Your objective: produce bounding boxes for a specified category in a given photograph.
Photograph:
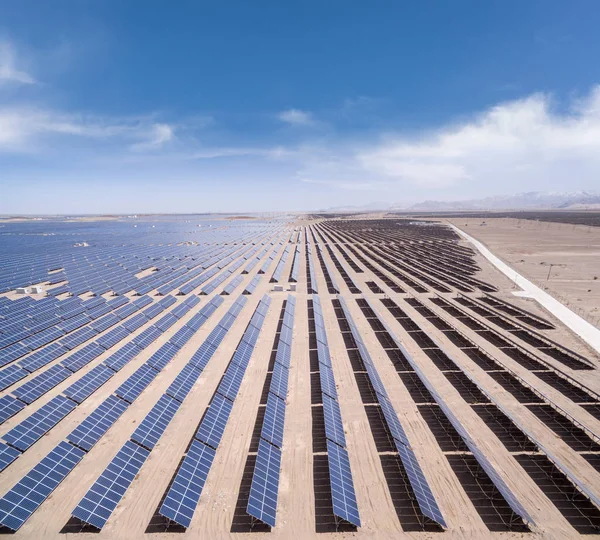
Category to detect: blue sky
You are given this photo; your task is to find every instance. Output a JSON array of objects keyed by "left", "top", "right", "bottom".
[{"left": 1, "top": 1, "right": 599, "bottom": 213}]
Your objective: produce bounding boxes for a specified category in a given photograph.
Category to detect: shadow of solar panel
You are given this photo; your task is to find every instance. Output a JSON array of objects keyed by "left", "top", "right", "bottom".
[
  {"left": 0, "top": 442, "right": 20, "bottom": 472},
  {"left": 261, "top": 393, "right": 285, "bottom": 449},
  {"left": 18, "top": 342, "right": 68, "bottom": 373},
  {"left": 64, "top": 364, "right": 114, "bottom": 404},
  {"left": 115, "top": 364, "right": 158, "bottom": 404},
  {"left": 72, "top": 440, "right": 150, "bottom": 530},
  {"left": 0, "top": 364, "right": 28, "bottom": 391},
  {"left": 0, "top": 441, "right": 85, "bottom": 531},
  {"left": 159, "top": 440, "right": 216, "bottom": 528},
  {"left": 13, "top": 363, "right": 72, "bottom": 404},
  {"left": 322, "top": 394, "right": 346, "bottom": 448},
  {"left": 326, "top": 440, "right": 361, "bottom": 527},
  {"left": 247, "top": 438, "right": 281, "bottom": 527},
  {"left": 67, "top": 394, "right": 129, "bottom": 451},
  {"left": 132, "top": 394, "right": 181, "bottom": 450},
  {"left": 166, "top": 363, "right": 202, "bottom": 403},
  {"left": 196, "top": 393, "right": 233, "bottom": 449},
  {"left": 394, "top": 441, "right": 446, "bottom": 527}
]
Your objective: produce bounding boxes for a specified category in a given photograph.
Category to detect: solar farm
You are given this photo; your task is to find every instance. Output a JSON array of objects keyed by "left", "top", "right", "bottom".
[{"left": 0, "top": 215, "right": 599, "bottom": 539}]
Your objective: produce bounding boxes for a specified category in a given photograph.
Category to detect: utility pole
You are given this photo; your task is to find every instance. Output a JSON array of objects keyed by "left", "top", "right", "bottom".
[{"left": 546, "top": 263, "right": 554, "bottom": 281}]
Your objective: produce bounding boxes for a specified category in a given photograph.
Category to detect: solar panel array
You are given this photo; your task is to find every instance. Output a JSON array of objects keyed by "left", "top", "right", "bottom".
[
  {"left": 270, "top": 245, "right": 291, "bottom": 283},
  {"left": 338, "top": 297, "right": 446, "bottom": 527},
  {"left": 0, "top": 296, "right": 224, "bottom": 532},
  {"left": 312, "top": 295, "right": 361, "bottom": 527},
  {"left": 364, "top": 298, "right": 534, "bottom": 528},
  {"left": 246, "top": 295, "right": 296, "bottom": 527},
  {"left": 159, "top": 294, "right": 272, "bottom": 528},
  {"left": 289, "top": 246, "right": 301, "bottom": 283},
  {"left": 69, "top": 296, "right": 224, "bottom": 530}
]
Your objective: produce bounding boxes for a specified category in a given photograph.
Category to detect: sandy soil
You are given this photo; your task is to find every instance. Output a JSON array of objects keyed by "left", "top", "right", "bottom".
[{"left": 447, "top": 218, "right": 600, "bottom": 328}]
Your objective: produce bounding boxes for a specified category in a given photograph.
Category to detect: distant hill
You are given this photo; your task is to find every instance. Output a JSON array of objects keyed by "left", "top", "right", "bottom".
[{"left": 322, "top": 191, "right": 600, "bottom": 212}]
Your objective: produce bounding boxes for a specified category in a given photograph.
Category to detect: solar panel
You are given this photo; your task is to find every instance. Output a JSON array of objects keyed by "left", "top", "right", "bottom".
[
  {"left": 269, "top": 361, "right": 289, "bottom": 399},
  {"left": 166, "top": 363, "right": 202, "bottom": 403},
  {"left": 147, "top": 342, "right": 179, "bottom": 371},
  {"left": 246, "top": 438, "right": 282, "bottom": 527},
  {"left": 261, "top": 393, "right": 286, "bottom": 449},
  {"left": 322, "top": 394, "right": 347, "bottom": 448},
  {"left": 0, "top": 364, "right": 28, "bottom": 391},
  {"left": 0, "top": 441, "right": 85, "bottom": 531},
  {"left": 115, "top": 364, "right": 158, "bottom": 404},
  {"left": 122, "top": 313, "right": 149, "bottom": 332},
  {"left": 0, "top": 395, "right": 26, "bottom": 424},
  {"left": 189, "top": 342, "right": 218, "bottom": 371},
  {"left": 13, "top": 363, "right": 72, "bottom": 404},
  {"left": 72, "top": 440, "right": 150, "bottom": 530},
  {"left": 377, "top": 396, "right": 410, "bottom": 447},
  {"left": 195, "top": 393, "right": 233, "bottom": 449},
  {"left": 3, "top": 395, "right": 77, "bottom": 451},
  {"left": 155, "top": 313, "right": 178, "bottom": 331},
  {"left": 159, "top": 439, "right": 216, "bottom": 528},
  {"left": 395, "top": 441, "right": 447, "bottom": 527},
  {"left": 0, "top": 442, "right": 21, "bottom": 472},
  {"left": 132, "top": 325, "right": 163, "bottom": 349},
  {"left": 61, "top": 342, "right": 105, "bottom": 372},
  {"left": 96, "top": 325, "right": 131, "bottom": 350},
  {"left": 131, "top": 394, "right": 180, "bottom": 451},
  {"left": 21, "top": 326, "right": 65, "bottom": 351},
  {"left": 316, "top": 341, "right": 332, "bottom": 367},
  {"left": 90, "top": 313, "right": 120, "bottom": 333},
  {"left": 18, "top": 342, "right": 68, "bottom": 372},
  {"left": 0, "top": 342, "right": 31, "bottom": 366},
  {"left": 169, "top": 326, "right": 196, "bottom": 349},
  {"left": 104, "top": 341, "right": 142, "bottom": 372},
  {"left": 113, "top": 303, "right": 138, "bottom": 320},
  {"left": 63, "top": 364, "right": 114, "bottom": 404},
  {"left": 232, "top": 340, "right": 255, "bottom": 367},
  {"left": 60, "top": 326, "right": 98, "bottom": 350},
  {"left": 275, "top": 341, "right": 291, "bottom": 369},
  {"left": 326, "top": 440, "right": 361, "bottom": 527},
  {"left": 67, "top": 394, "right": 129, "bottom": 452},
  {"left": 216, "top": 362, "right": 245, "bottom": 401}
]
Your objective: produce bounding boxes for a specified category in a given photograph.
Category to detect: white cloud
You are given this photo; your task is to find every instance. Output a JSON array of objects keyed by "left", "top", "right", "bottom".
[
  {"left": 354, "top": 87, "right": 600, "bottom": 191},
  {"left": 0, "top": 39, "right": 36, "bottom": 86},
  {"left": 131, "top": 123, "right": 174, "bottom": 151},
  {"left": 278, "top": 108, "right": 314, "bottom": 126}
]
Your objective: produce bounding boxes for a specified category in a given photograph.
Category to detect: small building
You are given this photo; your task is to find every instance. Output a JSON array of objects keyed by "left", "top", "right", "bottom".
[
  {"left": 30, "top": 285, "right": 44, "bottom": 294},
  {"left": 16, "top": 287, "right": 29, "bottom": 294}
]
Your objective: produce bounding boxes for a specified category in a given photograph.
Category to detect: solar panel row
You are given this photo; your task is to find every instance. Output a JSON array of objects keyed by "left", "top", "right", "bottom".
[
  {"left": 337, "top": 296, "right": 446, "bottom": 528},
  {"left": 159, "top": 295, "right": 271, "bottom": 528}
]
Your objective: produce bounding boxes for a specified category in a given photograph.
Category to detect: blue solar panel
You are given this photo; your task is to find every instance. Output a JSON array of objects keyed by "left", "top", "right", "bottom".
[
  {"left": 3, "top": 394, "right": 77, "bottom": 451},
  {"left": 279, "top": 324, "right": 292, "bottom": 346},
  {"left": 169, "top": 326, "right": 196, "bottom": 349},
  {"left": 0, "top": 395, "right": 26, "bottom": 424},
  {"left": 115, "top": 364, "right": 158, "bottom": 404},
  {"left": 60, "top": 326, "right": 98, "bottom": 350},
  {"left": 319, "top": 364, "right": 338, "bottom": 399},
  {"left": 21, "top": 326, "right": 65, "bottom": 351},
  {"left": 0, "top": 442, "right": 21, "bottom": 472},
  {"left": 378, "top": 396, "right": 409, "bottom": 447},
  {"left": 195, "top": 393, "right": 233, "bottom": 449},
  {"left": 13, "top": 363, "right": 72, "bottom": 404},
  {"left": 113, "top": 303, "right": 138, "bottom": 320},
  {"left": 18, "top": 342, "right": 68, "bottom": 372},
  {"left": 131, "top": 394, "right": 181, "bottom": 450},
  {"left": 326, "top": 440, "right": 361, "bottom": 527},
  {"left": 67, "top": 396, "right": 128, "bottom": 453},
  {"left": 322, "top": 394, "right": 347, "bottom": 448},
  {"left": 122, "top": 313, "right": 149, "bottom": 332},
  {"left": 395, "top": 441, "right": 446, "bottom": 527},
  {"left": 189, "top": 341, "right": 217, "bottom": 371},
  {"left": 216, "top": 362, "right": 245, "bottom": 401},
  {"left": 72, "top": 440, "right": 150, "bottom": 530},
  {"left": 0, "top": 364, "right": 28, "bottom": 391},
  {"left": 61, "top": 342, "right": 105, "bottom": 372},
  {"left": 246, "top": 438, "right": 282, "bottom": 527},
  {"left": 104, "top": 341, "right": 141, "bottom": 371},
  {"left": 0, "top": 441, "right": 85, "bottom": 531},
  {"left": 275, "top": 341, "right": 291, "bottom": 369},
  {"left": 147, "top": 342, "right": 179, "bottom": 371},
  {"left": 155, "top": 313, "right": 178, "bottom": 331},
  {"left": 90, "top": 313, "right": 120, "bottom": 333},
  {"left": 0, "top": 342, "right": 29, "bottom": 366},
  {"left": 63, "top": 364, "right": 114, "bottom": 404},
  {"left": 96, "top": 325, "right": 131, "bottom": 350},
  {"left": 261, "top": 393, "right": 286, "bottom": 449},
  {"left": 166, "top": 363, "right": 202, "bottom": 403},
  {"left": 159, "top": 439, "right": 216, "bottom": 528},
  {"left": 132, "top": 325, "right": 163, "bottom": 349},
  {"left": 269, "top": 361, "right": 289, "bottom": 400}
]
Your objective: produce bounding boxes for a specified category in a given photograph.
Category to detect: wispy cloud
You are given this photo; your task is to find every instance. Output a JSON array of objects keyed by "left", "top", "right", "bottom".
[
  {"left": 0, "top": 39, "right": 36, "bottom": 86},
  {"left": 131, "top": 123, "right": 174, "bottom": 151},
  {"left": 278, "top": 108, "right": 314, "bottom": 126}
]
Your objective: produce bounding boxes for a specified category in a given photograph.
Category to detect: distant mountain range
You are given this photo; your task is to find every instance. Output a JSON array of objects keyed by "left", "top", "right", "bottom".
[{"left": 323, "top": 191, "right": 600, "bottom": 212}]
